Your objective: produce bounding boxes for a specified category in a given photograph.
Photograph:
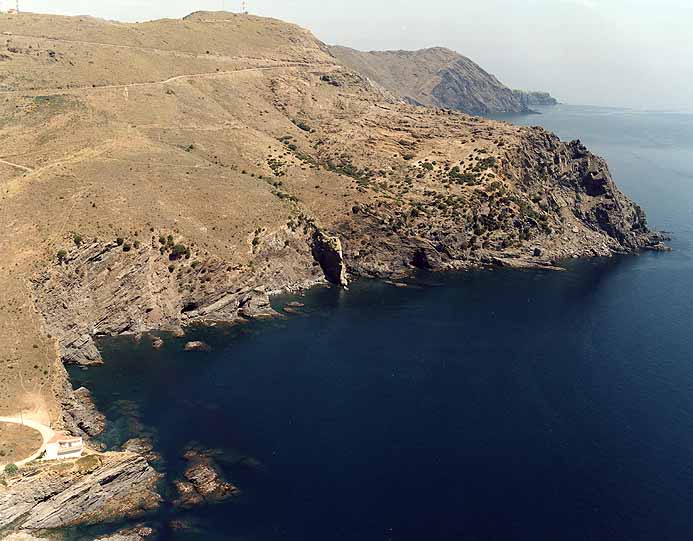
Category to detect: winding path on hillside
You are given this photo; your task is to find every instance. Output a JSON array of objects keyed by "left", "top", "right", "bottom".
[
  {"left": 0, "top": 158, "right": 33, "bottom": 173},
  {"left": 0, "top": 62, "right": 336, "bottom": 97},
  {"left": 0, "top": 417, "right": 54, "bottom": 467}
]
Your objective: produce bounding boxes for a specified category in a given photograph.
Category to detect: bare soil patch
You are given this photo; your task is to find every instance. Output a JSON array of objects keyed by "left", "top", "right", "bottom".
[{"left": 0, "top": 423, "right": 42, "bottom": 464}]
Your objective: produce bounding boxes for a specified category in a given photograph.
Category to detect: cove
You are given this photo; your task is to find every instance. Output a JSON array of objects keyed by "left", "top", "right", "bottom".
[{"left": 67, "top": 106, "right": 693, "bottom": 540}]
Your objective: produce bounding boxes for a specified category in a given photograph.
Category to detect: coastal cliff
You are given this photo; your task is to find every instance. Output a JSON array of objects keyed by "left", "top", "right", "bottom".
[{"left": 329, "top": 46, "right": 558, "bottom": 115}]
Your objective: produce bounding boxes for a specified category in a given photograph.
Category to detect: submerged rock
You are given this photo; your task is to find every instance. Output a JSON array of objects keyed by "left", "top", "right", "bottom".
[
  {"left": 151, "top": 337, "right": 164, "bottom": 350},
  {"left": 96, "top": 525, "right": 155, "bottom": 541}
]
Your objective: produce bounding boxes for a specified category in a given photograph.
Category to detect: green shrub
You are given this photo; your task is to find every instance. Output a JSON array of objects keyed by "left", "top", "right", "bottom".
[
  {"left": 116, "top": 237, "right": 124, "bottom": 246},
  {"left": 292, "top": 120, "right": 312, "bottom": 132},
  {"left": 73, "top": 233, "right": 83, "bottom": 246},
  {"left": 57, "top": 249, "right": 67, "bottom": 263},
  {"left": 4, "top": 464, "right": 18, "bottom": 475},
  {"left": 170, "top": 244, "right": 189, "bottom": 260}
]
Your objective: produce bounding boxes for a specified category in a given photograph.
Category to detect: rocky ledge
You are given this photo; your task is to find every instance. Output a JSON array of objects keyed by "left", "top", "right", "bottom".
[{"left": 0, "top": 452, "right": 160, "bottom": 531}]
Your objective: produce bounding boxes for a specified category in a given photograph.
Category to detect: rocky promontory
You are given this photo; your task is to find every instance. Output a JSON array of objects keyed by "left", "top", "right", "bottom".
[
  {"left": 330, "top": 46, "right": 558, "bottom": 115},
  {"left": 0, "top": 452, "right": 160, "bottom": 531}
]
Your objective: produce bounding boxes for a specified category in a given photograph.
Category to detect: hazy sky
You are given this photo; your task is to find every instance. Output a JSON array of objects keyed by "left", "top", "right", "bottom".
[{"left": 14, "top": 0, "right": 693, "bottom": 110}]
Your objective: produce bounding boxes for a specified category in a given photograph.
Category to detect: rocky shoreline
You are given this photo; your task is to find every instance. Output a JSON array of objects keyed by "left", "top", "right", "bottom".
[
  {"left": 1, "top": 131, "right": 667, "bottom": 538},
  {"left": 30, "top": 131, "right": 667, "bottom": 374}
]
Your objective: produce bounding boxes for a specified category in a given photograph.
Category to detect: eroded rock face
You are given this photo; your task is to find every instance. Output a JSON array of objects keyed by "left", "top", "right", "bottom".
[
  {"left": 311, "top": 230, "right": 349, "bottom": 287},
  {"left": 67, "top": 387, "right": 106, "bottom": 437},
  {"left": 504, "top": 131, "right": 658, "bottom": 252},
  {"left": 0, "top": 453, "right": 161, "bottom": 530},
  {"left": 30, "top": 225, "right": 331, "bottom": 366},
  {"left": 54, "top": 364, "right": 106, "bottom": 439}
]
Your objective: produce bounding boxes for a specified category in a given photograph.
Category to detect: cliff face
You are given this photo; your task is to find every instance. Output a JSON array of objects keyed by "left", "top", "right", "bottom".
[{"left": 329, "top": 46, "right": 557, "bottom": 115}]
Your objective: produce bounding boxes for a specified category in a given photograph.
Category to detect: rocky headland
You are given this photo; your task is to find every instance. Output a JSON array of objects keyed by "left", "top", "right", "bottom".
[
  {"left": 329, "top": 46, "right": 558, "bottom": 115},
  {"left": 0, "top": 9, "right": 665, "bottom": 537}
]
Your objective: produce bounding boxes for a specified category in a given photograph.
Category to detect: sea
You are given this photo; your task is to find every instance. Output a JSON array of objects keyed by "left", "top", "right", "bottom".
[{"left": 67, "top": 105, "right": 693, "bottom": 541}]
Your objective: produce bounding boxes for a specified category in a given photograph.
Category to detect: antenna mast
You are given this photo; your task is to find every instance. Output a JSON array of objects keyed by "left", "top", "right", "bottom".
[{"left": 241, "top": 1, "right": 247, "bottom": 14}]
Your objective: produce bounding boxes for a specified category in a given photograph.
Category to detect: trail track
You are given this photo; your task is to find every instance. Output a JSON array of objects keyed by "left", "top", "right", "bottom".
[
  {"left": 0, "top": 158, "right": 33, "bottom": 172},
  {"left": 0, "top": 62, "right": 333, "bottom": 97}
]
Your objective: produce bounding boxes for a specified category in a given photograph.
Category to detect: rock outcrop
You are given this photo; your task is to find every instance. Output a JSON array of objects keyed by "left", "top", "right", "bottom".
[
  {"left": 174, "top": 449, "right": 238, "bottom": 508},
  {"left": 62, "top": 386, "right": 106, "bottom": 438},
  {"left": 183, "top": 341, "right": 211, "bottom": 352},
  {"left": 121, "top": 438, "right": 162, "bottom": 464},
  {"left": 515, "top": 90, "right": 558, "bottom": 107},
  {"left": 96, "top": 525, "right": 155, "bottom": 541},
  {"left": 0, "top": 453, "right": 160, "bottom": 530},
  {"left": 311, "top": 230, "right": 349, "bottom": 287},
  {"left": 329, "top": 46, "right": 557, "bottom": 115},
  {"left": 2, "top": 533, "right": 50, "bottom": 541}
]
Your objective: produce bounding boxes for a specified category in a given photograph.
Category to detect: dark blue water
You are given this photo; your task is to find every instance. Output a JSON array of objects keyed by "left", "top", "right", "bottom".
[{"left": 70, "top": 105, "right": 693, "bottom": 541}]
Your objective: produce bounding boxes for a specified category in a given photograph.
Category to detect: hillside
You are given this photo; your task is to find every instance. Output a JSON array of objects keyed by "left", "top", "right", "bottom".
[
  {"left": 0, "top": 10, "right": 662, "bottom": 531},
  {"left": 329, "top": 46, "right": 557, "bottom": 115}
]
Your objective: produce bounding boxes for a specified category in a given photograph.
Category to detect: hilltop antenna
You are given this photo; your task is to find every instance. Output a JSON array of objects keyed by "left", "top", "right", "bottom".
[{"left": 241, "top": 1, "right": 248, "bottom": 14}]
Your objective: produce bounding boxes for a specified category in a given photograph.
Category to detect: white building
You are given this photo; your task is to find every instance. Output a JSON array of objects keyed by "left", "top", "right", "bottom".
[{"left": 45, "top": 432, "right": 83, "bottom": 460}]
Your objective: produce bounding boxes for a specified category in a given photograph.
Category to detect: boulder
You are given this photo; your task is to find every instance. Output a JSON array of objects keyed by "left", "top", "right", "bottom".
[{"left": 183, "top": 341, "right": 211, "bottom": 352}]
